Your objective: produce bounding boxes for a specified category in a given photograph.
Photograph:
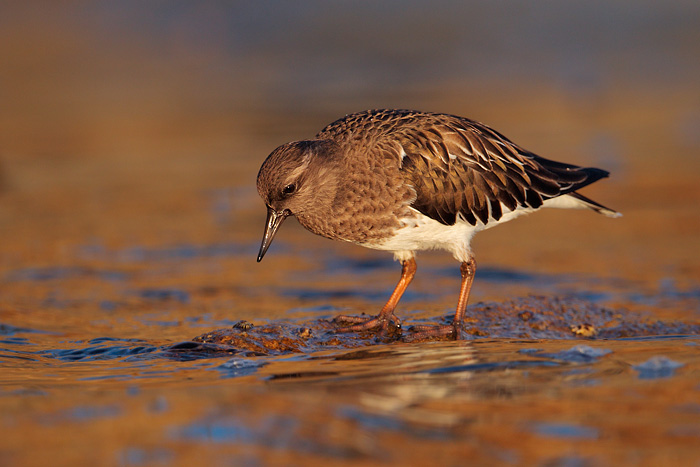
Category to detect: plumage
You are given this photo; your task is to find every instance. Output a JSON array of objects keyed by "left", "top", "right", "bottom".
[{"left": 256, "top": 109, "right": 620, "bottom": 339}]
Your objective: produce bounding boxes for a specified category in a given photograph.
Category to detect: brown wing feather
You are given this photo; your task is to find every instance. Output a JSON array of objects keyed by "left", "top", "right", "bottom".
[
  {"left": 317, "top": 109, "right": 610, "bottom": 226},
  {"left": 390, "top": 112, "right": 609, "bottom": 226}
]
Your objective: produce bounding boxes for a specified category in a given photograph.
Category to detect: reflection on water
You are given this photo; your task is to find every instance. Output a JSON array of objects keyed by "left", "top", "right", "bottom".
[
  {"left": 633, "top": 356, "right": 685, "bottom": 379},
  {"left": 1, "top": 238, "right": 699, "bottom": 464},
  {"left": 1, "top": 1, "right": 700, "bottom": 465},
  {"left": 42, "top": 337, "right": 158, "bottom": 362},
  {"left": 0, "top": 303, "right": 699, "bottom": 464},
  {"left": 532, "top": 422, "right": 599, "bottom": 440}
]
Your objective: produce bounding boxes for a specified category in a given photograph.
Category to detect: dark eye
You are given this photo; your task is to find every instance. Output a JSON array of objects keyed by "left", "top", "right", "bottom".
[{"left": 283, "top": 184, "right": 296, "bottom": 195}]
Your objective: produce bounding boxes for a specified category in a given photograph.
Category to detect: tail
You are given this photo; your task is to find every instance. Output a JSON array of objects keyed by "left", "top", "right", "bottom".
[
  {"left": 568, "top": 192, "right": 621, "bottom": 218},
  {"left": 532, "top": 158, "right": 621, "bottom": 218}
]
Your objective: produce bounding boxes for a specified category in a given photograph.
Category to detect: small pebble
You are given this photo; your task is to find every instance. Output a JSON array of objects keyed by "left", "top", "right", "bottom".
[
  {"left": 571, "top": 323, "right": 596, "bottom": 337},
  {"left": 232, "top": 320, "right": 254, "bottom": 331},
  {"left": 518, "top": 310, "right": 534, "bottom": 321}
]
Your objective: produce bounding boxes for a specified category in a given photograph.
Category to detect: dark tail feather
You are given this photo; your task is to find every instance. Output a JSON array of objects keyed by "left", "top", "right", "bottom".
[{"left": 529, "top": 154, "right": 611, "bottom": 194}]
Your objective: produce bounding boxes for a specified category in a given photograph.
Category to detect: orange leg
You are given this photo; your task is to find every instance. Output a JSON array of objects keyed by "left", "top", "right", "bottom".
[
  {"left": 333, "top": 257, "right": 416, "bottom": 336},
  {"left": 411, "top": 257, "right": 476, "bottom": 340}
]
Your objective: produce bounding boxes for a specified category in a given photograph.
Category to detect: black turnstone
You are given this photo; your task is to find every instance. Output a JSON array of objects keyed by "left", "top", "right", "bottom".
[{"left": 256, "top": 109, "right": 620, "bottom": 339}]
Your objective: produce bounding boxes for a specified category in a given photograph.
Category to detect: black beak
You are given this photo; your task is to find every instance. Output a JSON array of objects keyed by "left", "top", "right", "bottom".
[{"left": 257, "top": 207, "right": 290, "bottom": 262}]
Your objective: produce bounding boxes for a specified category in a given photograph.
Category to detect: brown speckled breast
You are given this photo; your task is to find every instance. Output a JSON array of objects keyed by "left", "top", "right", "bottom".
[{"left": 294, "top": 115, "right": 416, "bottom": 245}]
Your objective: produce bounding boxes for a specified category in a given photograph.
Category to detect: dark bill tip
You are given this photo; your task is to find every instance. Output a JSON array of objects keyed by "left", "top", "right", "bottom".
[{"left": 257, "top": 207, "right": 289, "bottom": 262}]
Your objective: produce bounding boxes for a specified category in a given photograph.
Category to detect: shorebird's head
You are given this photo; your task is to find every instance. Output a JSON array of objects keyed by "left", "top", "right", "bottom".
[{"left": 256, "top": 139, "right": 340, "bottom": 262}]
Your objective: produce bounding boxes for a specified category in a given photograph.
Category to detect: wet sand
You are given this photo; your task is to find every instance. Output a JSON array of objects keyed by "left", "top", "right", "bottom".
[{"left": 1, "top": 3, "right": 700, "bottom": 466}]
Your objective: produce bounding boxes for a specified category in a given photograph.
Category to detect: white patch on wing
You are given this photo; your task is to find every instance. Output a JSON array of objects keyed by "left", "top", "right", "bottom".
[
  {"left": 542, "top": 194, "right": 590, "bottom": 210},
  {"left": 542, "top": 194, "right": 621, "bottom": 218},
  {"left": 358, "top": 193, "right": 609, "bottom": 263},
  {"left": 483, "top": 203, "right": 535, "bottom": 228}
]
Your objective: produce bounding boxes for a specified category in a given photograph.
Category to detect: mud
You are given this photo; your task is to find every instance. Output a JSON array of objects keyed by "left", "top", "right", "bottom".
[{"left": 186, "top": 296, "right": 700, "bottom": 357}]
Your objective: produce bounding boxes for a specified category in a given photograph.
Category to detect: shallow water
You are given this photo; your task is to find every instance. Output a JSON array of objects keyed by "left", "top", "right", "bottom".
[
  {"left": 2, "top": 2, "right": 700, "bottom": 466},
  {"left": 2, "top": 239, "right": 699, "bottom": 465}
]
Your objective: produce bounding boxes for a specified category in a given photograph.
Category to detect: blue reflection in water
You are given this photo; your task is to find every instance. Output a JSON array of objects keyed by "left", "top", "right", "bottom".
[
  {"left": 337, "top": 406, "right": 453, "bottom": 441},
  {"left": 175, "top": 414, "right": 362, "bottom": 459},
  {"left": 633, "top": 356, "right": 684, "bottom": 379},
  {"left": 5, "top": 266, "right": 127, "bottom": 282},
  {"left": 216, "top": 358, "right": 266, "bottom": 378},
  {"left": 41, "top": 338, "right": 159, "bottom": 362},
  {"left": 523, "top": 345, "right": 612, "bottom": 364},
  {"left": 118, "top": 447, "right": 174, "bottom": 467},
  {"left": 532, "top": 422, "right": 599, "bottom": 439},
  {"left": 139, "top": 288, "right": 190, "bottom": 303}
]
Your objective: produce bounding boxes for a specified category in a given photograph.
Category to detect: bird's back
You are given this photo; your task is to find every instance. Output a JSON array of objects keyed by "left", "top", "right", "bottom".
[{"left": 316, "top": 109, "right": 617, "bottom": 228}]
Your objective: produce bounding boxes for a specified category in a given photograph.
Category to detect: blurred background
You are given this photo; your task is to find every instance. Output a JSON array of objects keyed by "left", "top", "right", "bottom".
[
  {"left": 2, "top": 1, "right": 699, "bottom": 252},
  {"left": 1, "top": 2, "right": 700, "bottom": 465},
  {"left": 1, "top": 0, "right": 700, "bottom": 309}
]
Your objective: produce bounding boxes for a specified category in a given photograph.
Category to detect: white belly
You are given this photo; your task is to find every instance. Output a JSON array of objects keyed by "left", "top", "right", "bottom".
[
  {"left": 359, "top": 194, "right": 592, "bottom": 262},
  {"left": 361, "top": 202, "right": 543, "bottom": 262}
]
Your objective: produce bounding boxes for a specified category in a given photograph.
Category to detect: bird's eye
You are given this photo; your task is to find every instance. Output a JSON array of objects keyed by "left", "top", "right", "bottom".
[{"left": 283, "top": 184, "right": 296, "bottom": 195}]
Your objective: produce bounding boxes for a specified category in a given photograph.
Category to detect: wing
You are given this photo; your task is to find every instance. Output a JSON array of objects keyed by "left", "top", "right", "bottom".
[{"left": 391, "top": 114, "right": 609, "bottom": 226}]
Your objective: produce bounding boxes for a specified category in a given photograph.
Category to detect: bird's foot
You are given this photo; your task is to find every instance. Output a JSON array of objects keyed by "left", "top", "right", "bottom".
[
  {"left": 332, "top": 313, "right": 402, "bottom": 340},
  {"left": 408, "top": 321, "right": 463, "bottom": 341}
]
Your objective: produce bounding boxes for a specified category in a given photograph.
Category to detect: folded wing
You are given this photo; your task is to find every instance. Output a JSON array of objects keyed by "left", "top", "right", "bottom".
[{"left": 393, "top": 115, "right": 609, "bottom": 226}]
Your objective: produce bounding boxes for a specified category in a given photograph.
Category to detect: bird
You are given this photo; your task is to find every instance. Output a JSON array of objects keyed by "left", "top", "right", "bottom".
[{"left": 255, "top": 109, "right": 620, "bottom": 339}]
